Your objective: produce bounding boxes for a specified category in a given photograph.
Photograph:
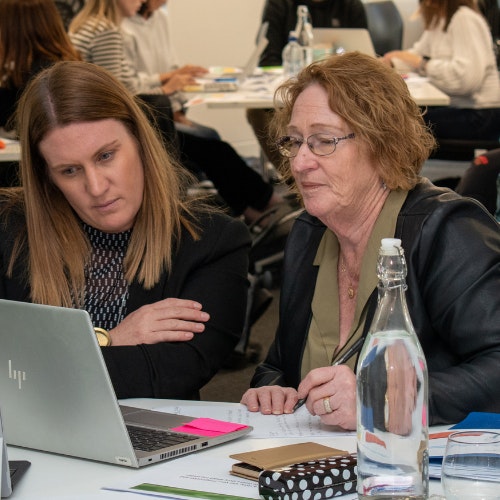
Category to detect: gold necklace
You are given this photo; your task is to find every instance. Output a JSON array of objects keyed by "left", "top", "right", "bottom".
[{"left": 339, "top": 257, "right": 356, "bottom": 299}]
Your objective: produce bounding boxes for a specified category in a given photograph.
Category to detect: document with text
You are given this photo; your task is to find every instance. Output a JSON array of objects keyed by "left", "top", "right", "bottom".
[{"left": 156, "top": 402, "right": 354, "bottom": 439}]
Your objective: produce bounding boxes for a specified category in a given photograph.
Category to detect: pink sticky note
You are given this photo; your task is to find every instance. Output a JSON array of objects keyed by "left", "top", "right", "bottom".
[{"left": 171, "top": 418, "right": 248, "bottom": 437}]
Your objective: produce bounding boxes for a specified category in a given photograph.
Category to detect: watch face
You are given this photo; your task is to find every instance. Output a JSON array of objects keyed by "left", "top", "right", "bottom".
[
  {"left": 96, "top": 331, "right": 107, "bottom": 346},
  {"left": 94, "top": 328, "right": 110, "bottom": 347}
]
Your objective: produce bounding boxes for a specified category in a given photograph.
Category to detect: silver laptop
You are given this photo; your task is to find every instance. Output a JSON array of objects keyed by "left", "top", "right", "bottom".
[
  {"left": 184, "top": 21, "right": 269, "bottom": 93},
  {"left": 0, "top": 299, "right": 252, "bottom": 468},
  {"left": 312, "top": 28, "right": 376, "bottom": 58},
  {"left": 1, "top": 408, "right": 30, "bottom": 498}
]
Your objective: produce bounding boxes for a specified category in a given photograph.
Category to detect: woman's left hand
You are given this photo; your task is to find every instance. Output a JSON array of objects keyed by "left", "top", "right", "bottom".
[
  {"left": 176, "top": 64, "right": 208, "bottom": 77},
  {"left": 109, "top": 298, "right": 210, "bottom": 346},
  {"left": 382, "top": 50, "right": 422, "bottom": 71},
  {"left": 297, "top": 365, "right": 357, "bottom": 430}
]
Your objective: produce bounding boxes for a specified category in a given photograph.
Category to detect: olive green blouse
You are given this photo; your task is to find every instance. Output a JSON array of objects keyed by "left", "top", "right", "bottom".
[{"left": 301, "top": 189, "right": 408, "bottom": 379}]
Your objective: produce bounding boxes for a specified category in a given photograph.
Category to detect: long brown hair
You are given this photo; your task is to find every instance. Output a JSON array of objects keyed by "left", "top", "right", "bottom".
[
  {"left": 270, "top": 52, "right": 436, "bottom": 193},
  {"left": 2, "top": 60, "right": 201, "bottom": 307},
  {"left": 69, "top": 0, "right": 121, "bottom": 34},
  {"left": 419, "top": 0, "right": 478, "bottom": 30},
  {"left": 0, "top": 0, "right": 80, "bottom": 88}
]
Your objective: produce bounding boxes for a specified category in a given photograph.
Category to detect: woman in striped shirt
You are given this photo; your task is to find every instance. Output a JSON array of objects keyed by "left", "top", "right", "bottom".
[{"left": 69, "top": 0, "right": 286, "bottom": 225}]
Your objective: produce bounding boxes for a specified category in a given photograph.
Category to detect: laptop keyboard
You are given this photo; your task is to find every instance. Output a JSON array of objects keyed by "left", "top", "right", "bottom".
[{"left": 127, "top": 425, "right": 198, "bottom": 452}]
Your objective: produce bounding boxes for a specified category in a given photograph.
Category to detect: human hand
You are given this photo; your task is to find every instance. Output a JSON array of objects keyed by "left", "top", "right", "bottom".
[
  {"left": 383, "top": 50, "right": 422, "bottom": 71},
  {"left": 297, "top": 365, "right": 357, "bottom": 430},
  {"left": 161, "top": 73, "right": 196, "bottom": 94},
  {"left": 240, "top": 386, "right": 298, "bottom": 415},
  {"left": 173, "top": 111, "right": 194, "bottom": 126},
  {"left": 176, "top": 64, "right": 208, "bottom": 77},
  {"left": 380, "top": 52, "right": 396, "bottom": 66},
  {"left": 159, "top": 66, "right": 207, "bottom": 85},
  {"left": 109, "top": 298, "right": 209, "bottom": 346}
]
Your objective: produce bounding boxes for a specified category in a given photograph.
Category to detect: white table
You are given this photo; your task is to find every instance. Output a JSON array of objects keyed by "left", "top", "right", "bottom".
[
  {"left": 0, "top": 75, "right": 449, "bottom": 169},
  {"left": 0, "top": 140, "right": 20, "bottom": 164},
  {"left": 186, "top": 73, "right": 450, "bottom": 110},
  {"left": 404, "top": 76, "right": 451, "bottom": 107},
  {"left": 7, "top": 398, "right": 446, "bottom": 499}
]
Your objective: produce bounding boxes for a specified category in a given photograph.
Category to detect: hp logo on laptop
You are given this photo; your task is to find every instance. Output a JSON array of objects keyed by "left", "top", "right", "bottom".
[{"left": 8, "top": 360, "right": 26, "bottom": 389}]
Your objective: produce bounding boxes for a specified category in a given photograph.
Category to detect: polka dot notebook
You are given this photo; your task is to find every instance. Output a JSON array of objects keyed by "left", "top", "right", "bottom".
[{"left": 259, "top": 453, "right": 357, "bottom": 499}]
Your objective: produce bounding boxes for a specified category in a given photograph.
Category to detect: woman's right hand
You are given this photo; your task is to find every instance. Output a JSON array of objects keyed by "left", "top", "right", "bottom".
[
  {"left": 176, "top": 64, "right": 207, "bottom": 77},
  {"left": 109, "top": 298, "right": 209, "bottom": 346},
  {"left": 161, "top": 73, "right": 196, "bottom": 94},
  {"left": 240, "top": 386, "right": 298, "bottom": 415}
]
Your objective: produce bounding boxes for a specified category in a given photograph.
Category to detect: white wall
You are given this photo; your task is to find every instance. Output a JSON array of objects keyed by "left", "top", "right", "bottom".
[
  {"left": 169, "top": 0, "right": 266, "bottom": 157},
  {"left": 168, "top": 0, "right": 423, "bottom": 158}
]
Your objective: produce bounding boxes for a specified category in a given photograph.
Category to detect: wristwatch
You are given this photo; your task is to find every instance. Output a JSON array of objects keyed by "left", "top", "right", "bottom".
[
  {"left": 418, "top": 56, "right": 431, "bottom": 76},
  {"left": 94, "top": 327, "right": 112, "bottom": 347}
]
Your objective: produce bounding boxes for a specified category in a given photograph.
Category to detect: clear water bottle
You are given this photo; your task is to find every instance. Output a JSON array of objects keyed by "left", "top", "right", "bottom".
[
  {"left": 356, "top": 238, "right": 429, "bottom": 499},
  {"left": 294, "top": 5, "right": 314, "bottom": 65},
  {"left": 282, "top": 31, "right": 304, "bottom": 78}
]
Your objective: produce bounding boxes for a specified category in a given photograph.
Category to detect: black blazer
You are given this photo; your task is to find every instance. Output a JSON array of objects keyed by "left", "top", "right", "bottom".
[{"left": 0, "top": 208, "right": 251, "bottom": 400}]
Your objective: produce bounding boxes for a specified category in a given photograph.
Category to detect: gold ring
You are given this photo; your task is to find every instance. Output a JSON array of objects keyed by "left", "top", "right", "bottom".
[{"left": 323, "top": 396, "right": 333, "bottom": 414}]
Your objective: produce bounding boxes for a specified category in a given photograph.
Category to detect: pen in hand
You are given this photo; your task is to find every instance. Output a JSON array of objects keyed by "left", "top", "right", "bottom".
[{"left": 292, "top": 336, "right": 365, "bottom": 412}]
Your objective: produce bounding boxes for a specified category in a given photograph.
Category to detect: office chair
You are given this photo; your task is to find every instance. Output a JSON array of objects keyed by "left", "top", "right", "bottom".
[
  {"left": 455, "top": 148, "right": 500, "bottom": 215},
  {"left": 364, "top": 0, "right": 404, "bottom": 55}
]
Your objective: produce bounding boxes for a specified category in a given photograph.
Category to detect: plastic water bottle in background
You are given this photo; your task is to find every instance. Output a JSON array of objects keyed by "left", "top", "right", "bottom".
[
  {"left": 282, "top": 31, "right": 304, "bottom": 77},
  {"left": 295, "top": 5, "right": 314, "bottom": 65},
  {"left": 356, "top": 238, "right": 429, "bottom": 499}
]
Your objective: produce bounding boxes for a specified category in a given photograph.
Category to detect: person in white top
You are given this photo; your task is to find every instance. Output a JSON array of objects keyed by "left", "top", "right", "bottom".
[
  {"left": 383, "top": 0, "right": 500, "bottom": 141},
  {"left": 121, "top": 0, "right": 220, "bottom": 140},
  {"left": 69, "top": 0, "right": 286, "bottom": 224}
]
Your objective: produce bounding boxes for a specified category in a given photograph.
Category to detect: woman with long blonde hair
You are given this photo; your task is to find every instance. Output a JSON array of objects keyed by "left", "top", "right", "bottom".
[{"left": 0, "top": 61, "right": 251, "bottom": 399}]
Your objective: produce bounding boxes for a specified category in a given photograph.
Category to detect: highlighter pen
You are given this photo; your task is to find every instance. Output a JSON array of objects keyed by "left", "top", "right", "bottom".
[{"left": 292, "top": 336, "right": 366, "bottom": 412}]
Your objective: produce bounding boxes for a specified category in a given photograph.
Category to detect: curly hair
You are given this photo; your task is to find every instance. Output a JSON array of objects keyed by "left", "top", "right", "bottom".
[{"left": 270, "top": 52, "right": 436, "bottom": 192}]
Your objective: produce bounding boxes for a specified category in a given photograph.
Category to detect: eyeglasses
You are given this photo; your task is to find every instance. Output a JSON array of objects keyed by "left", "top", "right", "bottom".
[{"left": 276, "top": 132, "right": 355, "bottom": 158}]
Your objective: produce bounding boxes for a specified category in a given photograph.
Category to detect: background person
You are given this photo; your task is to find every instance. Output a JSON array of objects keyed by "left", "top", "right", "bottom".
[
  {"left": 0, "top": 0, "right": 81, "bottom": 134},
  {"left": 383, "top": 0, "right": 500, "bottom": 142},
  {"left": 0, "top": 60, "right": 251, "bottom": 400},
  {"left": 69, "top": 0, "right": 286, "bottom": 225},
  {"left": 240, "top": 52, "right": 500, "bottom": 429},
  {"left": 247, "top": 0, "right": 369, "bottom": 170},
  {"left": 121, "top": 0, "right": 220, "bottom": 140}
]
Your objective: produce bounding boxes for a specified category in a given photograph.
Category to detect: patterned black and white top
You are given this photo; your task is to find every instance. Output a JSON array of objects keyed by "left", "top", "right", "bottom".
[{"left": 83, "top": 224, "right": 131, "bottom": 331}]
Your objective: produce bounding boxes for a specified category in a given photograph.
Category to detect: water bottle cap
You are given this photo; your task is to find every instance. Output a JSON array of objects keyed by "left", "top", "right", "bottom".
[{"left": 380, "top": 238, "right": 402, "bottom": 255}]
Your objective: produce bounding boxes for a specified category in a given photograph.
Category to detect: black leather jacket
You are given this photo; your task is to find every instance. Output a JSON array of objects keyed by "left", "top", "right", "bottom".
[{"left": 251, "top": 179, "right": 500, "bottom": 425}]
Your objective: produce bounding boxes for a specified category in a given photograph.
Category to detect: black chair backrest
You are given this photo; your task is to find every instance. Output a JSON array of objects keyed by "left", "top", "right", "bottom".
[
  {"left": 455, "top": 148, "right": 500, "bottom": 216},
  {"left": 364, "top": 0, "right": 404, "bottom": 56}
]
